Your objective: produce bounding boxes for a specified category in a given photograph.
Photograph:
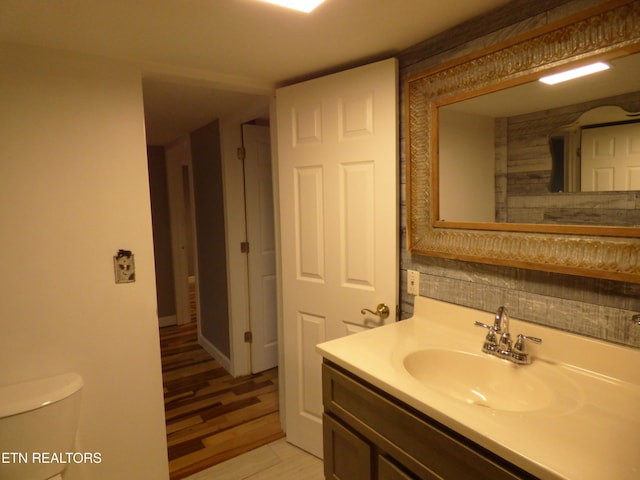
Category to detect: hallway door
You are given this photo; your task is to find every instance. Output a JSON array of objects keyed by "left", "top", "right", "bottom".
[
  {"left": 581, "top": 123, "right": 640, "bottom": 191},
  {"left": 165, "top": 139, "right": 195, "bottom": 326},
  {"left": 276, "top": 58, "right": 399, "bottom": 458},
  {"left": 243, "top": 124, "right": 278, "bottom": 373}
]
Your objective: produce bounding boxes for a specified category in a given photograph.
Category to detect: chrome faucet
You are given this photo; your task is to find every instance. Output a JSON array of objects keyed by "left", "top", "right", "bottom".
[
  {"left": 474, "top": 306, "right": 542, "bottom": 364},
  {"left": 495, "top": 306, "right": 512, "bottom": 357}
]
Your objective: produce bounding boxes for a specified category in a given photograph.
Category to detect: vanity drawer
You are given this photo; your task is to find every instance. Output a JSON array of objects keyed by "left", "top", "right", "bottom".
[{"left": 322, "top": 361, "right": 535, "bottom": 480}]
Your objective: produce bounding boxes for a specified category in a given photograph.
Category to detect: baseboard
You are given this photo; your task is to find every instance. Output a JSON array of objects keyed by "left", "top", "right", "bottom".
[
  {"left": 198, "top": 333, "right": 232, "bottom": 374},
  {"left": 159, "top": 315, "right": 177, "bottom": 327}
]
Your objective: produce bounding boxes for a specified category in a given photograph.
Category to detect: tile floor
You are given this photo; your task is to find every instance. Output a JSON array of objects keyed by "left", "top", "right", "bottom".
[{"left": 184, "top": 438, "right": 324, "bottom": 480}]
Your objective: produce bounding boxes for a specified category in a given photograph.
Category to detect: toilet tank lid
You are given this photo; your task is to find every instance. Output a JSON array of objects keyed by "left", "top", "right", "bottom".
[{"left": 0, "top": 373, "right": 83, "bottom": 418}]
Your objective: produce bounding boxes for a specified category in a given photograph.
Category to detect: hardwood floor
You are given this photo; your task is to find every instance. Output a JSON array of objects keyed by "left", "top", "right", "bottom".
[{"left": 160, "top": 321, "right": 284, "bottom": 480}]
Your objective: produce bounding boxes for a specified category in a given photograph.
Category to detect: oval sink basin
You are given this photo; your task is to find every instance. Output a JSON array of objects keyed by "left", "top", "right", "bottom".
[{"left": 403, "top": 349, "right": 565, "bottom": 412}]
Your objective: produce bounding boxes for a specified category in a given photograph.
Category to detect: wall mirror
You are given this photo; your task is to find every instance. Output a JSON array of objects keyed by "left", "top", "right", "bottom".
[{"left": 406, "top": 0, "right": 640, "bottom": 282}]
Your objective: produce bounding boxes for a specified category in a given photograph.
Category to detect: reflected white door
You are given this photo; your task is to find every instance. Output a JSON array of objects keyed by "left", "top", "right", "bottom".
[
  {"left": 243, "top": 124, "right": 278, "bottom": 373},
  {"left": 581, "top": 123, "right": 640, "bottom": 191},
  {"left": 276, "top": 58, "right": 398, "bottom": 458}
]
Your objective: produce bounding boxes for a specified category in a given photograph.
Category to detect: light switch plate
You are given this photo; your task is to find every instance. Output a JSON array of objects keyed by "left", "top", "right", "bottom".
[{"left": 407, "top": 269, "right": 419, "bottom": 296}]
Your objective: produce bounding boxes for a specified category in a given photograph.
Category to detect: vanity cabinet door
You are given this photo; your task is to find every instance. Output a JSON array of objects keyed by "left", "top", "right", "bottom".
[
  {"left": 323, "top": 413, "right": 372, "bottom": 480},
  {"left": 323, "top": 361, "right": 535, "bottom": 480}
]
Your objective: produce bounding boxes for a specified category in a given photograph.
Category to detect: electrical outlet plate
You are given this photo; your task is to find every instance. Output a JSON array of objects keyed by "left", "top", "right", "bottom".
[
  {"left": 114, "top": 251, "right": 135, "bottom": 284},
  {"left": 407, "top": 269, "right": 419, "bottom": 296}
]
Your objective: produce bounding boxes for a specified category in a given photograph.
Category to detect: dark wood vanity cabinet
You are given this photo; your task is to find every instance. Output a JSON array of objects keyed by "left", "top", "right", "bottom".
[{"left": 322, "top": 361, "right": 537, "bottom": 480}]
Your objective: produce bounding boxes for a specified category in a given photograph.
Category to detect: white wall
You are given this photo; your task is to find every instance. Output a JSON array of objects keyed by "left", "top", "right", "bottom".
[
  {"left": 439, "top": 109, "right": 495, "bottom": 223},
  {"left": 0, "top": 44, "right": 169, "bottom": 479}
]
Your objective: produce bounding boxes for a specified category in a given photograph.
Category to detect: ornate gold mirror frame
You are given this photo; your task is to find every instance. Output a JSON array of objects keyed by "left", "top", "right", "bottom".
[{"left": 407, "top": 0, "right": 640, "bottom": 283}]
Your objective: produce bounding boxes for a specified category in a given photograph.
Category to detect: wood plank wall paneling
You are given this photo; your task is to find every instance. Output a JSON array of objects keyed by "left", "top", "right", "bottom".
[
  {"left": 160, "top": 320, "right": 284, "bottom": 480},
  {"left": 399, "top": 0, "right": 576, "bottom": 71},
  {"left": 398, "top": 0, "right": 640, "bottom": 348}
]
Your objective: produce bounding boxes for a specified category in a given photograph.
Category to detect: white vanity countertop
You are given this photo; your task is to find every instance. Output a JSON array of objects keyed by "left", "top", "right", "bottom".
[{"left": 316, "top": 297, "right": 640, "bottom": 480}]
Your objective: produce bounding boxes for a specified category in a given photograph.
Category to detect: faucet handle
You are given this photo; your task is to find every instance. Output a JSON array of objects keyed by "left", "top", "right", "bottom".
[
  {"left": 516, "top": 334, "right": 542, "bottom": 345},
  {"left": 512, "top": 334, "right": 542, "bottom": 364},
  {"left": 474, "top": 321, "right": 494, "bottom": 330},
  {"left": 474, "top": 321, "right": 499, "bottom": 353}
]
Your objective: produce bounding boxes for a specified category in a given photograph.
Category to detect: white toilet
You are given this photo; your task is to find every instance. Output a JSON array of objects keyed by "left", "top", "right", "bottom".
[{"left": 0, "top": 373, "right": 83, "bottom": 480}]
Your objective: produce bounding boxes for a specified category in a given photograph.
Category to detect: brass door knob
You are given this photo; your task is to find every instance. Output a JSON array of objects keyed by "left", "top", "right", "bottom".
[{"left": 360, "top": 303, "right": 390, "bottom": 320}]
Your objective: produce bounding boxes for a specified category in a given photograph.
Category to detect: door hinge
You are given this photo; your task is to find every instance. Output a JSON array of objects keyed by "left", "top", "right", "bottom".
[
  {"left": 244, "top": 331, "right": 253, "bottom": 343},
  {"left": 241, "top": 241, "right": 250, "bottom": 253},
  {"left": 237, "top": 147, "right": 246, "bottom": 161}
]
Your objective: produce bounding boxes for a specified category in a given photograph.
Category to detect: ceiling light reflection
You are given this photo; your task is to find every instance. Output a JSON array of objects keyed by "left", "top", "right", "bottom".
[{"left": 539, "top": 62, "right": 610, "bottom": 85}]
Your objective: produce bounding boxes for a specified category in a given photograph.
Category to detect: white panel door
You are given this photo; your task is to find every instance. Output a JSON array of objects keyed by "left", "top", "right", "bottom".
[
  {"left": 165, "top": 139, "right": 193, "bottom": 326},
  {"left": 581, "top": 123, "right": 640, "bottom": 191},
  {"left": 276, "top": 58, "right": 398, "bottom": 458},
  {"left": 243, "top": 124, "right": 278, "bottom": 373}
]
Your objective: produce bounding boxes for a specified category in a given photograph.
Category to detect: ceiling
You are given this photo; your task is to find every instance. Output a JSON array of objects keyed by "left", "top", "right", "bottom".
[{"left": 0, "top": 0, "right": 511, "bottom": 145}]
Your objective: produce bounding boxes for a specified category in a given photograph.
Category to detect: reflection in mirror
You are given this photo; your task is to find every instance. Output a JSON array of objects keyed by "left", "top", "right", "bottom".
[
  {"left": 438, "top": 52, "right": 640, "bottom": 227},
  {"left": 549, "top": 106, "right": 640, "bottom": 193}
]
